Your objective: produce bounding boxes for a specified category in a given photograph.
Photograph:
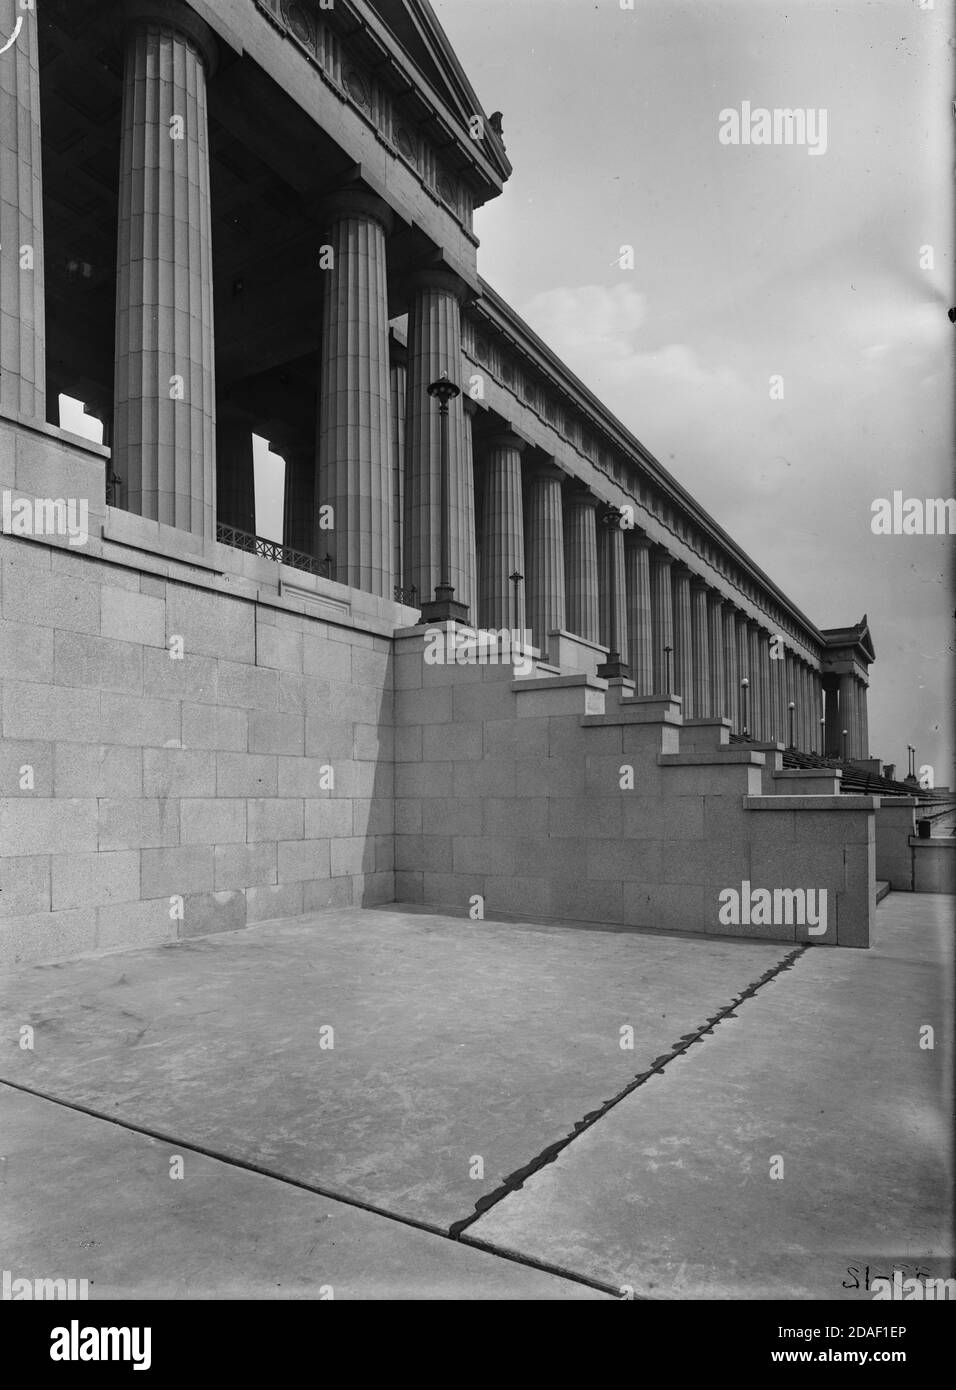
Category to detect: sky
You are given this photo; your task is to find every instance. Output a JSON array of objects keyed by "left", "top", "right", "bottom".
[{"left": 430, "top": 0, "right": 954, "bottom": 783}]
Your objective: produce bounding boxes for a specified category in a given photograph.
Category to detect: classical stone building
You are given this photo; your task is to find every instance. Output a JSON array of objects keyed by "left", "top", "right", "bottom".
[{"left": 1, "top": 0, "right": 892, "bottom": 962}]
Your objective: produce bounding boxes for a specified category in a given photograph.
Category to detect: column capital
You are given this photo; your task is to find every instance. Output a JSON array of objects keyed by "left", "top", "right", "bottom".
[
  {"left": 689, "top": 573, "right": 710, "bottom": 592},
  {"left": 122, "top": 0, "right": 218, "bottom": 71},
  {"left": 483, "top": 429, "right": 527, "bottom": 453},
  {"left": 706, "top": 588, "right": 726, "bottom": 608},
  {"left": 563, "top": 482, "right": 599, "bottom": 510},
  {"left": 316, "top": 186, "right": 395, "bottom": 237},
  {"left": 405, "top": 266, "right": 471, "bottom": 303},
  {"left": 529, "top": 460, "right": 566, "bottom": 484},
  {"left": 623, "top": 526, "right": 652, "bottom": 549},
  {"left": 650, "top": 544, "right": 675, "bottom": 568}
]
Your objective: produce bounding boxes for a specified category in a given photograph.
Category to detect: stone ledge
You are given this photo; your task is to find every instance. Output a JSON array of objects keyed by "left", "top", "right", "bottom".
[
  {"left": 582, "top": 699, "right": 682, "bottom": 728},
  {"left": 660, "top": 751, "right": 766, "bottom": 767},
  {"left": 745, "top": 795, "right": 879, "bottom": 811},
  {"left": 0, "top": 404, "right": 111, "bottom": 459},
  {"left": 511, "top": 673, "right": 607, "bottom": 694},
  {"left": 773, "top": 768, "right": 843, "bottom": 780}
]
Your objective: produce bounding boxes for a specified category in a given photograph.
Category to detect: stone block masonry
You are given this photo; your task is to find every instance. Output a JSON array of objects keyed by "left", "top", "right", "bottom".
[
  {"left": 0, "top": 415, "right": 876, "bottom": 962},
  {"left": 393, "top": 626, "right": 877, "bottom": 948},
  {"left": 0, "top": 423, "right": 399, "bottom": 965}
]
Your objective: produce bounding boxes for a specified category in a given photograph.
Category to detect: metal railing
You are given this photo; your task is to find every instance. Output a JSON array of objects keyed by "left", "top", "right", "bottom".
[{"left": 216, "top": 523, "right": 332, "bottom": 578}]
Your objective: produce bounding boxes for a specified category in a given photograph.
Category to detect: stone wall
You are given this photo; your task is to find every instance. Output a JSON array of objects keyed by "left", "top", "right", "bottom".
[
  {"left": 876, "top": 799, "right": 917, "bottom": 891},
  {"left": 912, "top": 839, "right": 956, "bottom": 895},
  {"left": 0, "top": 414, "right": 399, "bottom": 965},
  {"left": 0, "top": 417, "right": 879, "bottom": 964},
  {"left": 393, "top": 625, "right": 876, "bottom": 947}
]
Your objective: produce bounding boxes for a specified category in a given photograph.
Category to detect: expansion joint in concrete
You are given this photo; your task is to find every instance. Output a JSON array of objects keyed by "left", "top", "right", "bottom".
[
  {"left": 449, "top": 944, "right": 808, "bottom": 1241},
  {"left": 0, "top": 1078, "right": 621, "bottom": 1301}
]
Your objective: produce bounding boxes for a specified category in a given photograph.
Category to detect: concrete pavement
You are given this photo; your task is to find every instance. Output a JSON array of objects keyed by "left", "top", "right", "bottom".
[
  {"left": 0, "top": 1084, "right": 607, "bottom": 1300},
  {"left": 0, "top": 906, "right": 793, "bottom": 1229},
  {"left": 0, "top": 896, "right": 951, "bottom": 1299},
  {"left": 466, "top": 894, "right": 954, "bottom": 1298}
]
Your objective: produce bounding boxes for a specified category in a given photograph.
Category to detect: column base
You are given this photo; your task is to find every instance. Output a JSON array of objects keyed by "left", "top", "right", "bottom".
[
  {"left": 597, "top": 655, "right": 630, "bottom": 679},
  {"left": 420, "top": 586, "right": 470, "bottom": 624}
]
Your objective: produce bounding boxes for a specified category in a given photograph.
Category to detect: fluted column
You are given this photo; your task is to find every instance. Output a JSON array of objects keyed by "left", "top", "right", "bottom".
[
  {"left": 690, "top": 578, "right": 711, "bottom": 717},
  {"left": 853, "top": 678, "right": 868, "bottom": 758},
  {"left": 736, "top": 612, "right": 751, "bottom": 734},
  {"left": 215, "top": 415, "right": 255, "bottom": 536},
  {"left": 768, "top": 643, "right": 784, "bottom": 742},
  {"left": 404, "top": 268, "right": 476, "bottom": 612},
  {"left": 650, "top": 547, "right": 675, "bottom": 693},
  {"left": 0, "top": 0, "right": 45, "bottom": 419},
  {"left": 624, "top": 532, "right": 653, "bottom": 695},
  {"left": 746, "top": 622, "right": 764, "bottom": 740},
  {"left": 672, "top": 566, "right": 694, "bottom": 717},
  {"left": 823, "top": 675, "right": 840, "bottom": 756},
  {"left": 563, "top": 486, "right": 600, "bottom": 643},
  {"left": 759, "top": 632, "right": 774, "bottom": 740},
  {"left": 805, "top": 664, "right": 816, "bottom": 752},
  {"left": 279, "top": 432, "right": 314, "bottom": 559},
  {"left": 597, "top": 514, "right": 628, "bottom": 668},
  {"left": 114, "top": 0, "right": 218, "bottom": 537},
  {"left": 707, "top": 592, "right": 726, "bottom": 719},
  {"left": 478, "top": 431, "right": 526, "bottom": 630},
  {"left": 852, "top": 677, "right": 864, "bottom": 758},
  {"left": 812, "top": 670, "right": 824, "bottom": 754},
  {"left": 389, "top": 357, "right": 407, "bottom": 596},
  {"left": 314, "top": 188, "right": 394, "bottom": 594},
  {"left": 784, "top": 652, "right": 796, "bottom": 746},
  {"left": 524, "top": 462, "right": 566, "bottom": 657},
  {"left": 836, "top": 673, "right": 856, "bottom": 757},
  {"left": 723, "top": 604, "right": 740, "bottom": 731}
]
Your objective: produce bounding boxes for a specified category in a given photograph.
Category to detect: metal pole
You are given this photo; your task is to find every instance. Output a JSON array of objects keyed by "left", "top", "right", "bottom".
[
  {"left": 438, "top": 396, "right": 450, "bottom": 592},
  {"left": 509, "top": 570, "right": 523, "bottom": 630},
  {"left": 420, "top": 373, "right": 466, "bottom": 623}
]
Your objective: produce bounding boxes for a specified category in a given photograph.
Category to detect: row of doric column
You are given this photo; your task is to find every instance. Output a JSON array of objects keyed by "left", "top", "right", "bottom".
[
  {"left": 0, "top": 0, "right": 478, "bottom": 602},
  {"left": 461, "top": 449, "right": 832, "bottom": 750},
  {"left": 0, "top": 0, "right": 859, "bottom": 761},
  {"left": 825, "top": 672, "right": 870, "bottom": 760}
]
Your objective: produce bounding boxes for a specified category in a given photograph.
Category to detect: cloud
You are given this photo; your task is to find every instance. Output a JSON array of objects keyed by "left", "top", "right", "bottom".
[
  {"left": 515, "top": 278, "right": 954, "bottom": 777},
  {"left": 520, "top": 283, "right": 648, "bottom": 360}
]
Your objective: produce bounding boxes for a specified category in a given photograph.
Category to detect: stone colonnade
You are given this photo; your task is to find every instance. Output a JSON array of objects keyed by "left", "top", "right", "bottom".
[
  {"left": 829, "top": 672, "right": 870, "bottom": 760},
  {"left": 0, "top": 0, "right": 856, "bottom": 756}
]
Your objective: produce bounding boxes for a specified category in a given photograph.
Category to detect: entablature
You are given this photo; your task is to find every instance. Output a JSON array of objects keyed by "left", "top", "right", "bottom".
[{"left": 248, "top": 0, "right": 508, "bottom": 243}]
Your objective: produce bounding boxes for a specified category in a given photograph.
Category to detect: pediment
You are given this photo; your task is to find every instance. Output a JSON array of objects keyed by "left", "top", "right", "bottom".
[
  {"left": 360, "top": 0, "right": 511, "bottom": 182},
  {"left": 820, "top": 616, "right": 876, "bottom": 665}
]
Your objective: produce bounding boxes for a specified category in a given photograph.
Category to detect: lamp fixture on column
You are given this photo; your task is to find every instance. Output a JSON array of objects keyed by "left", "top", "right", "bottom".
[
  {"left": 509, "top": 570, "right": 523, "bottom": 628},
  {"left": 597, "top": 504, "right": 629, "bottom": 679},
  {"left": 841, "top": 728, "right": 848, "bottom": 761},
  {"left": 740, "top": 676, "right": 749, "bottom": 737},
  {"left": 663, "top": 644, "right": 673, "bottom": 693},
  {"left": 420, "top": 372, "right": 469, "bottom": 624},
  {"left": 788, "top": 700, "right": 795, "bottom": 748}
]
